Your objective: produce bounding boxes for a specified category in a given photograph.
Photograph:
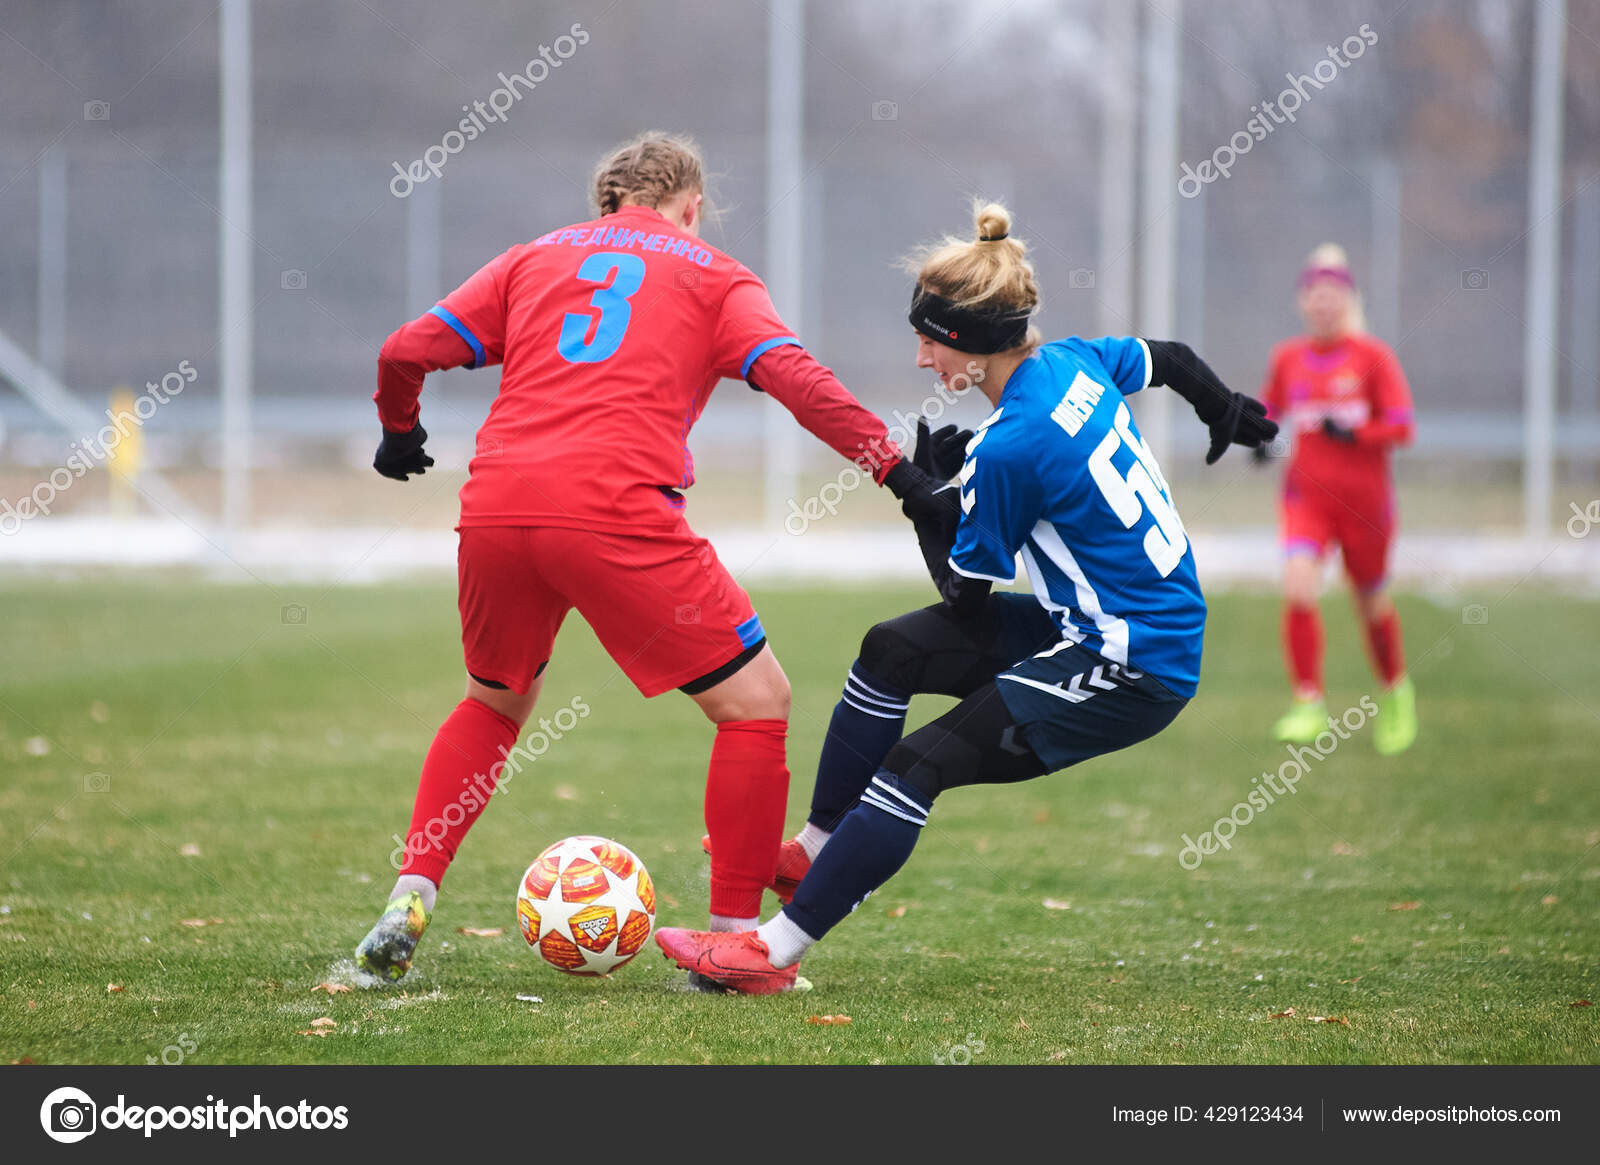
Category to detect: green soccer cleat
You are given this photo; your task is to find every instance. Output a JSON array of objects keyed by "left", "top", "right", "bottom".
[
  {"left": 1272, "top": 696, "right": 1328, "bottom": 743},
  {"left": 1374, "top": 676, "right": 1418, "bottom": 756},
  {"left": 355, "top": 891, "right": 430, "bottom": 982}
]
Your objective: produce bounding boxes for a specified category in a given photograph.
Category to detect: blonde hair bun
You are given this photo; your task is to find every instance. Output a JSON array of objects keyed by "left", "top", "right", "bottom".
[
  {"left": 976, "top": 202, "right": 1011, "bottom": 242},
  {"left": 1305, "top": 242, "right": 1351, "bottom": 270}
]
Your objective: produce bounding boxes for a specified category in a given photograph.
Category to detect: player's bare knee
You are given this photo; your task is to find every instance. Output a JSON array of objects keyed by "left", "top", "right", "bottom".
[
  {"left": 467, "top": 673, "right": 539, "bottom": 726},
  {"left": 766, "top": 673, "right": 792, "bottom": 720},
  {"left": 1356, "top": 588, "right": 1392, "bottom": 622},
  {"left": 1283, "top": 560, "right": 1320, "bottom": 607}
]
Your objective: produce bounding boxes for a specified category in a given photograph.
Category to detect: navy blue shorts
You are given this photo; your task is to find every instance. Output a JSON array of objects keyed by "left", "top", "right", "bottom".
[{"left": 987, "top": 604, "right": 1189, "bottom": 773}]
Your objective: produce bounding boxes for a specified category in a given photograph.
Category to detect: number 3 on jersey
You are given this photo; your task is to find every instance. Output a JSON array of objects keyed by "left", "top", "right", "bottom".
[
  {"left": 1088, "top": 400, "right": 1189, "bottom": 577},
  {"left": 558, "top": 251, "right": 645, "bottom": 363}
]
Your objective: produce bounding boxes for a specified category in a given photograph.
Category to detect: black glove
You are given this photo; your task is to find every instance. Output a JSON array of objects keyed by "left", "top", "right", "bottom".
[
  {"left": 913, "top": 417, "right": 974, "bottom": 482},
  {"left": 1321, "top": 418, "right": 1358, "bottom": 444},
  {"left": 1145, "top": 339, "right": 1278, "bottom": 464},
  {"left": 884, "top": 457, "right": 943, "bottom": 522},
  {"left": 1199, "top": 391, "right": 1277, "bottom": 465},
  {"left": 373, "top": 423, "right": 435, "bottom": 481},
  {"left": 885, "top": 430, "right": 988, "bottom": 617}
]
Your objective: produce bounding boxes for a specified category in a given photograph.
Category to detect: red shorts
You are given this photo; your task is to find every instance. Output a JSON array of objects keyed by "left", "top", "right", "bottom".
[
  {"left": 457, "top": 521, "right": 764, "bottom": 697},
  {"left": 1281, "top": 488, "right": 1395, "bottom": 591}
]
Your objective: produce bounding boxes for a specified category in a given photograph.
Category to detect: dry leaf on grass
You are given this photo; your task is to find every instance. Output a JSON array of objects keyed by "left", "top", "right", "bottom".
[
  {"left": 1309, "top": 1015, "right": 1350, "bottom": 1026},
  {"left": 11, "top": 1056, "right": 37, "bottom": 1064},
  {"left": 106, "top": 983, "right": 123, "bottom": 993},
  {"left": 805, "top": 1014, "right": 852, "bottom": 1025},
  {"left": 1387, "top": 901, "right": 1420, "bottom": 912},
  {"left": 886, "top": 905, "right": 907, "bottom": 918},
  {"left": 180, "top": 843, "right": 202, "bottom": 857},
  {"left": 1269, "top": 1008, "right": 1296, "bottom": 1019},
  {"left": 180, "top": 918, "right": 223, "bottom": 928},
  {"left": 310, "top": 1017, "right": 336, "bottom": 1028},
  {"left": 1042, "top": 898, "right": 1072, "bottom": 911},
  {"left": 1330, "top": 841, "right": 1356, "bottom": 855},
  {"left": 457, "top": 927, "right": 504, "bottom": 937},
  {"left": 1572, "top": 1000, "right": 1592, "bottom": 1008},
  {"left": 1540, "top": 895, "right": 1559, "bottom": 906},
  {"left": 312, "top": 983, "right": 351, "bottom": 995}
]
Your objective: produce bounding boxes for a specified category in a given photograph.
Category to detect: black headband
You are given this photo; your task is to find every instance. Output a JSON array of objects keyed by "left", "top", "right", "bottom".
[{"left": 908, "top": 285, "right": 1032, "bottom": 354}]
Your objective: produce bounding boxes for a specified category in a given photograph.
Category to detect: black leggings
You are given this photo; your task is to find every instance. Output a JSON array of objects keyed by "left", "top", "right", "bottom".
[{"left": 857, "top": 599, "right": 1060, "bottom": 800}]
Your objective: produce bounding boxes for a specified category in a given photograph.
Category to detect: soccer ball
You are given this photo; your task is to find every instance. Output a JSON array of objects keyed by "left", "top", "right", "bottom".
[{"left": 516, "top": 835, "right": 656, "bottom": 976}]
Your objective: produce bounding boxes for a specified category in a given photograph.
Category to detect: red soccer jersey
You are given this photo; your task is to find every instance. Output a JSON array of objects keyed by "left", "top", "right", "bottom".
[
  {"left": 1261, "top": 332, "right": 1415, "bottom": 501},
  {"left": 374, "top": 204, "right": 895, "bottom": 532}
]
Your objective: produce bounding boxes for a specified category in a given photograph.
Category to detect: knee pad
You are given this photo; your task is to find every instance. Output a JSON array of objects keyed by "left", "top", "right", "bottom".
[{"left": 857, "top": 620, "right": 922, "bottom": 691}]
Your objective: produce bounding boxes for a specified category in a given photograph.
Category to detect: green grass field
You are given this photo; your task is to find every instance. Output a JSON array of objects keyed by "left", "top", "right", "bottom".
[{"left": 1, "top": 578, "right": 1596, "bottom": 1064}]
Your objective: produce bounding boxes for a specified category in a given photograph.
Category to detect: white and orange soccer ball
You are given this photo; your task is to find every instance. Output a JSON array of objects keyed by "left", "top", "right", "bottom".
[{"left": 516, "top": 835, "right": 656, "bottom": 976}]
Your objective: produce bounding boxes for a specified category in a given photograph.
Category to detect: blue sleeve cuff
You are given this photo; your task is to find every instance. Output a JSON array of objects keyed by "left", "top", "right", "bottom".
[
  {"left": 429, "top": 305, "right": 487, "bottom": 369},
  {"left": 739, "top": 335, "right": 801, "bottom": 379}
]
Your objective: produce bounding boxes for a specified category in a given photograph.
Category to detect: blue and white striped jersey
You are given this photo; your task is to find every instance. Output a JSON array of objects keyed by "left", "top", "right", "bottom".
[{"left": 949, "top": 336, "right": 1206, "bottom": 697}]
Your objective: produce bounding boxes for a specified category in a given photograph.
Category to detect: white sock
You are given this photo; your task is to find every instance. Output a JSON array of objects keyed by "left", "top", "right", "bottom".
[
  {"left": 756, "top": 912, "right": 815, "bottom": 969},
  {"left": 795, "top": 822, "right": 831, "bottom": 862},
  {"left": 391, "top": 874, "right": 437, "bottom": 914},
  {"left": 708, "top": 914, "right": 758, "bottom": 933}
]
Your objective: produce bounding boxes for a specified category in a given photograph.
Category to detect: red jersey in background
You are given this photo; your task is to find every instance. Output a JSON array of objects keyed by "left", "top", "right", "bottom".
[{"left": 1260, "top": 331, "right": 1415, "bottom": 507}]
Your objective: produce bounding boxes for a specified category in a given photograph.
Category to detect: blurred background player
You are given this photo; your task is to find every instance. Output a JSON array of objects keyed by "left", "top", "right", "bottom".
[
  {"left": 353, "top": 132, "right": 941, "bottom": 981},
  {"left": 1258, "top": 244, "right": 1418, "bottom": 755},
  {"left": 662, "top": 202, "right": 1276, "bottom": 993}
]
